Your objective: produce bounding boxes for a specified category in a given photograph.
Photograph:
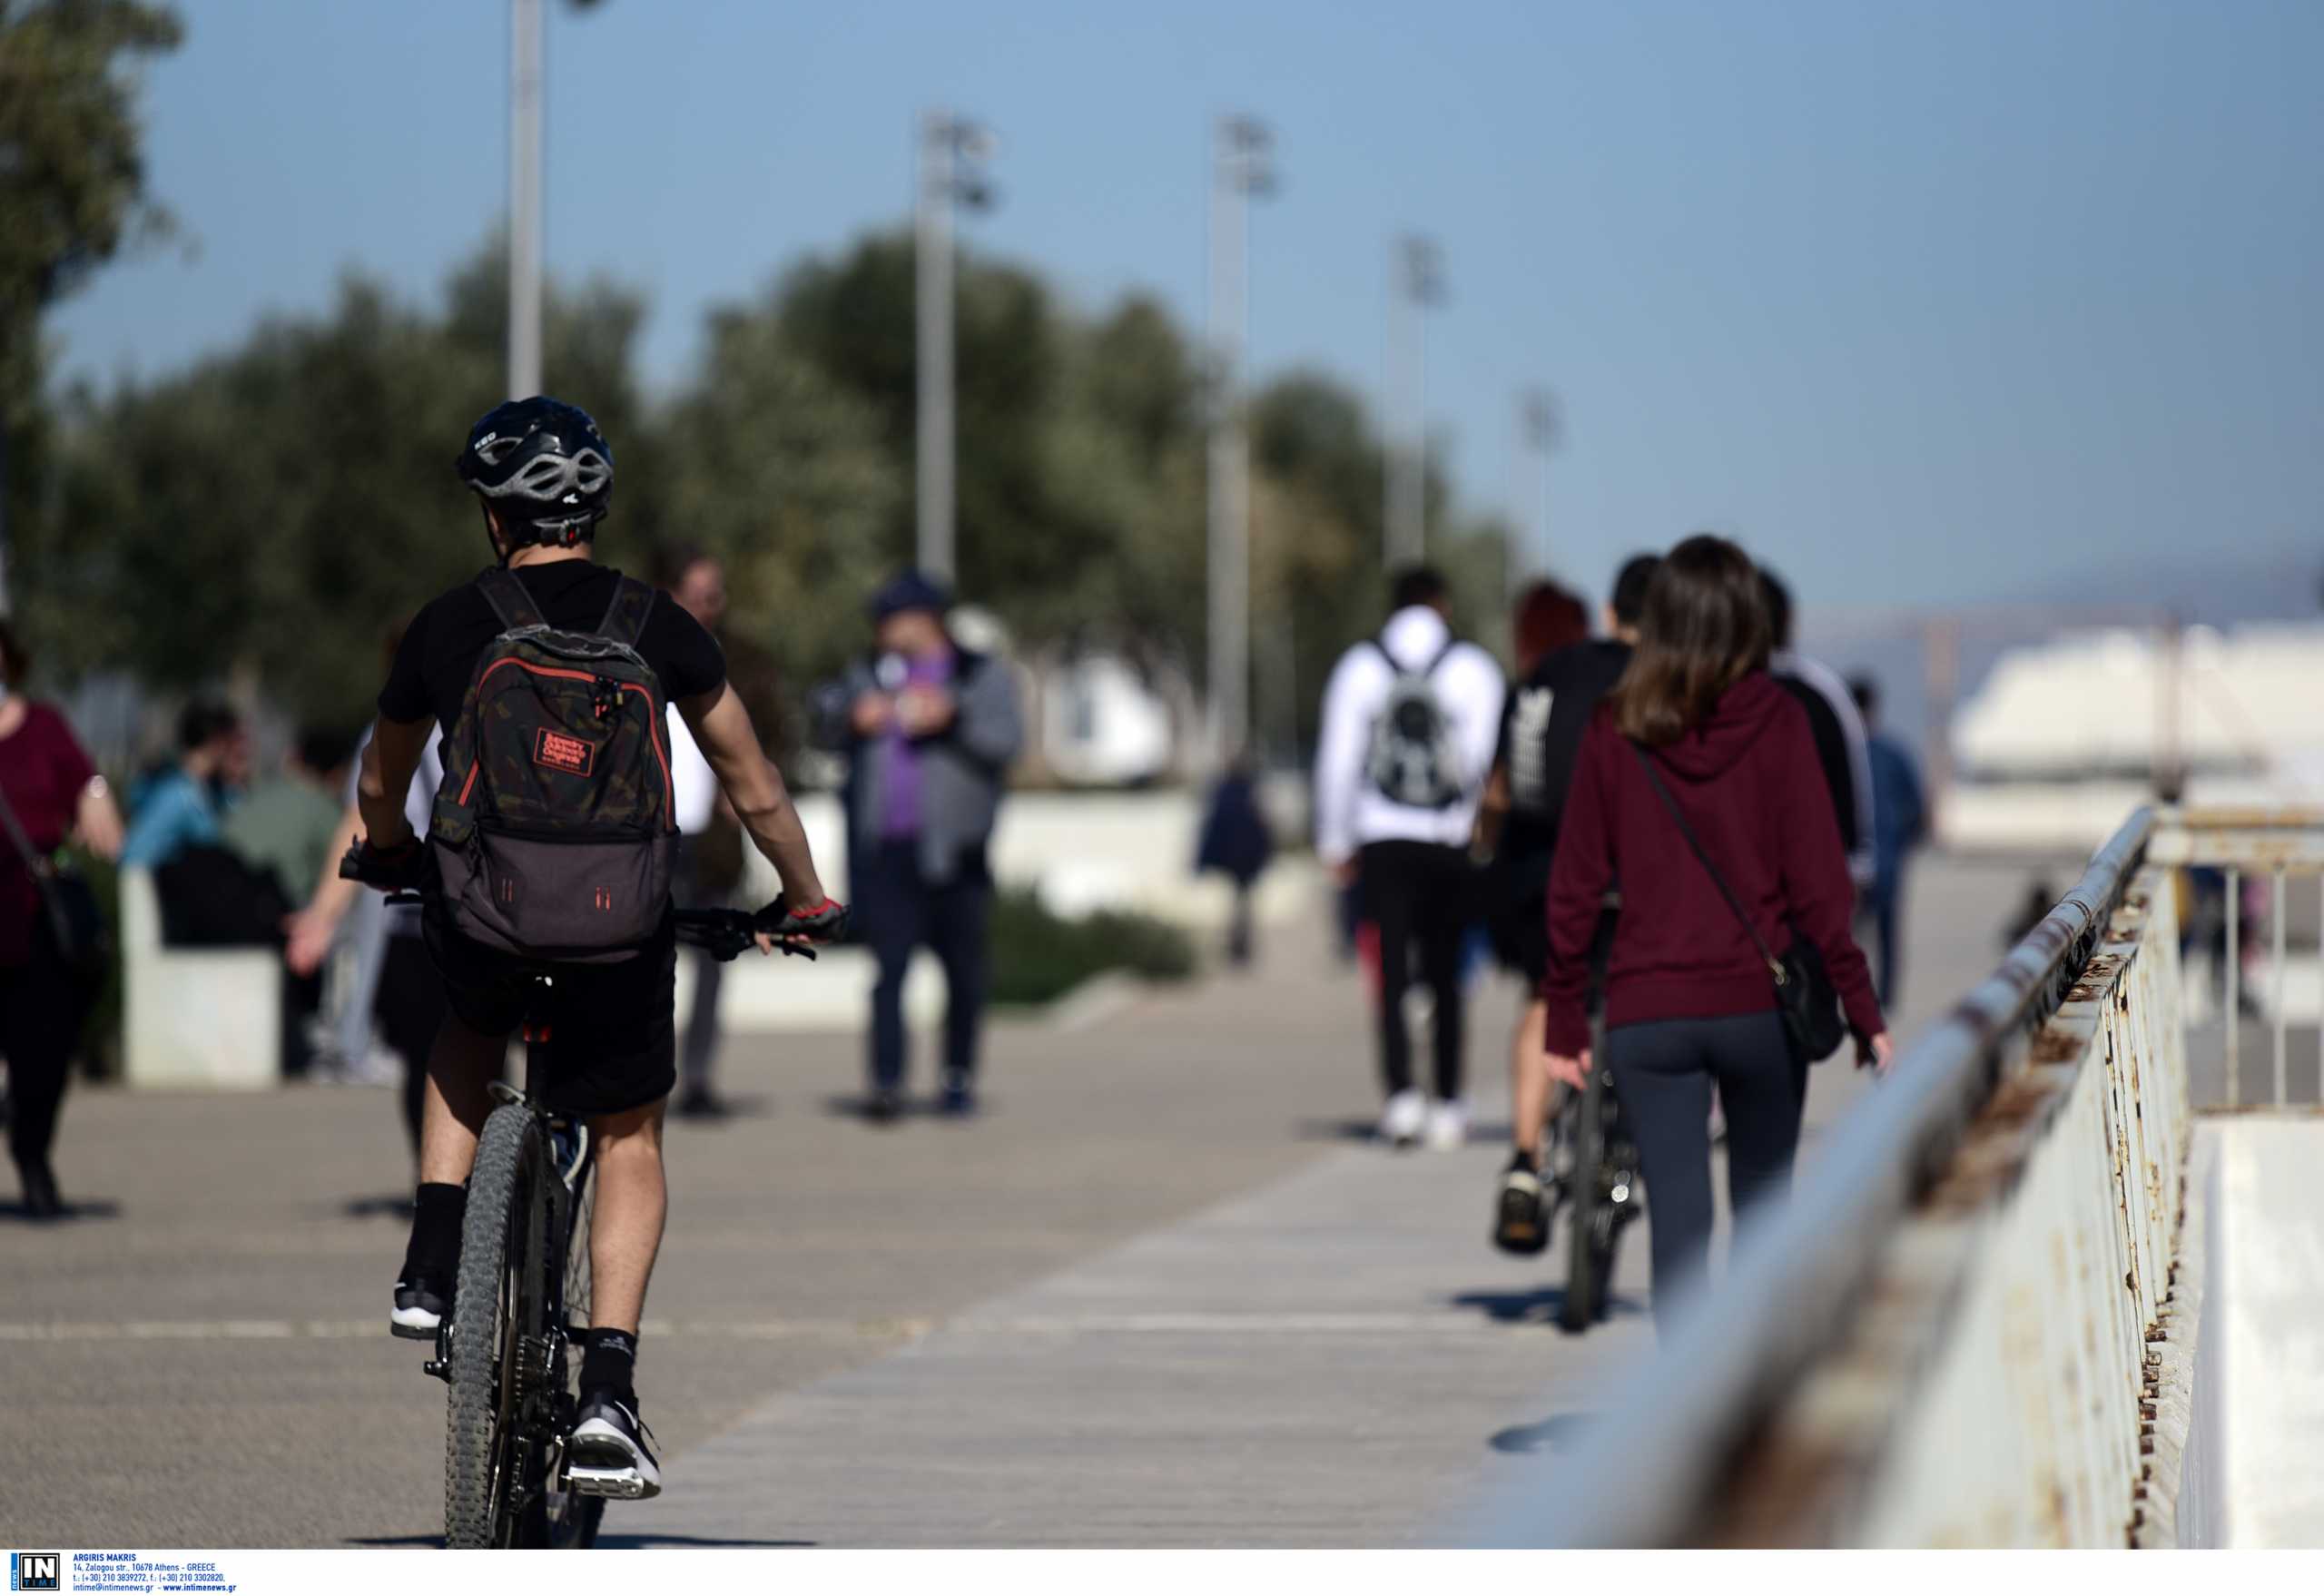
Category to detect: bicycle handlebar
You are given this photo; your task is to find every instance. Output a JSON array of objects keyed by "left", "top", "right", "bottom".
[{"left": 371, "top": 892, "right": 820, "bottom": 961}]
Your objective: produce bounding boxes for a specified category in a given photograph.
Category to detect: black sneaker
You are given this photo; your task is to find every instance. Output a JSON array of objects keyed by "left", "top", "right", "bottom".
[
  {"left": 864, "top": 1086, "right": 902, "bottom": 1125},
  {"left": 1492, "top": 1158, "right": 1552, "bottom": 1256},
  {"left": 566, "top": 1391, "right": 662, "bottom": 1500},
  {"left": 390, "top": 1276, "right": 451, "bottom": 1340},
  {"left": 674, "top": 1086, "right": 731, "bottom": 1122},
  {"left": 939, "top": 1073, "right": 976, "bottom": 1118}
]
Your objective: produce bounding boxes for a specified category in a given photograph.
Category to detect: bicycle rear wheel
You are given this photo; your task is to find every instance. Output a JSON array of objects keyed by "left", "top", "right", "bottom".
[{"left": 445, "top": 1103, "right": 543, "bottom": 1548}]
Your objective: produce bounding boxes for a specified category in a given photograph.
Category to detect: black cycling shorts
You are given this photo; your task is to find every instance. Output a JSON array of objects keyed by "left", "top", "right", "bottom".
[{"left": 422, "top": 909, "right": 678, "bottom": 1120}]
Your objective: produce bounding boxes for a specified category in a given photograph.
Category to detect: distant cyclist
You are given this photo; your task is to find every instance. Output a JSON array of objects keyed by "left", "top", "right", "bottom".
[{"left": 347, "top": 397, "right": 847, "bottom": 1500}]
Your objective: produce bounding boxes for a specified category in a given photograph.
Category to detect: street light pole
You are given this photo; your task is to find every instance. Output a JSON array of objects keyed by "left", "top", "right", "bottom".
[
  {"left": 1206, "top": 115, "right": 1274, "bottom": 768},
  {"left": 1511, "top": 387, "right": 1556, "bottom": 603},
  {"left": 507, "top": 0, "right": 544, "bottom": 400},
  {"left": 915, "top": 111, "right": 996, "bottom": 585},
  {"left": 1385, "top": 235, "right": 1443, "bottom": 568}
]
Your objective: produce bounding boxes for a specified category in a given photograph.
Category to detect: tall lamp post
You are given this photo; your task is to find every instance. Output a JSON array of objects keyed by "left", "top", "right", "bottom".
[
  {"left": 507, "top": 0, "right": 544, "bottom": 399},
  {"left": 1206, "top": 115, "right": 1275, "bottom": 768},
  {"left": 1510, "top": 386, "right": 1558, "bottom": 603},
  {"left": 916, "top": 110, "right": 998, "bottom": 585},
  {"left": 1385, "top": 234, "right": 1444, "bottom": 567}
]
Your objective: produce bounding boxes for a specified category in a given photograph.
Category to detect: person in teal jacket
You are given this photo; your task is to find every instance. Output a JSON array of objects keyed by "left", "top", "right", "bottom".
[{"left": 121, "top": 703, "right": 244, "bottom": 870}]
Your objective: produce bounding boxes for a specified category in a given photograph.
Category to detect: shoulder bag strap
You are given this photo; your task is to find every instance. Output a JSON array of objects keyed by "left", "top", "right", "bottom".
[
  {"left": 0, "top": 777, "right": 78, "bottom": 951},
  {"left": 0, "top": 779, "right": 51, "bottom": 879},
  {"left": 1629, "top": 742, "right": 1783, "bottom": 981},
  {"left": 476, "top": 566, "right": 547, "bottom": 632}
]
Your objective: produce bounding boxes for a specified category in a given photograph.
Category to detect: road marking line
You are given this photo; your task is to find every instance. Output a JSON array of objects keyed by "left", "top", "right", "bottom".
[{"left": 0, "top": 1311, "right": 1531, "bottom": 1343}]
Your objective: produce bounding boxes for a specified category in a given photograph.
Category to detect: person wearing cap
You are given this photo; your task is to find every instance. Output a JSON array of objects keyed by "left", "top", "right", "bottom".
[{"left": 813, "top": 571, "right": 1023, "bottom": 1121}]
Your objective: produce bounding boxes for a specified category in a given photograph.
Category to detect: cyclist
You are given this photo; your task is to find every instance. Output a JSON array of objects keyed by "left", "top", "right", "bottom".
[{"left": 348, "top": 397, "right": 847, "bottom": 1499}]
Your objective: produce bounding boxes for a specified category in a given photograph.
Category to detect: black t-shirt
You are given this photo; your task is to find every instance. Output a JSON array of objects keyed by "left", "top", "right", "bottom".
[
  {"left": 380, "top": 562, "right": 727, "bottom": 736},
  {"left": 1494, "top": 638, "right": 1632, "bottom": 863},
  {"left": 1775, "top": 673, "right": 1860, "bottom": 857}
]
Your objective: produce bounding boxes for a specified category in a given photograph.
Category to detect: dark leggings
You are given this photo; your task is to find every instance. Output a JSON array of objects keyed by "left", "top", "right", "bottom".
[
  {"left": 1360, "top": 840, "right": 1471, "bottom": 1101},
  {"left": 1, "top": 916, "right": 95, "bottom": 1181},
  {"left": 1606, "top": 1010, "right": 1801, "bottom": 1332}
]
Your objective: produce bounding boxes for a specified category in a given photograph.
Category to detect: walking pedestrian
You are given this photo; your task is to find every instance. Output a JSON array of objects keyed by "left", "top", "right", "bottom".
[
  {"left": 284, "top": 719, "right": 448, "bottom": 1155},
  {"left": 1478, "top": 556, "right": 1658, "bottom": 1250},
  {"left": 1759, "top": 570, "right": 1876, "bottom": 894},
  {"left": 1195, "top": 754, "right": 1274, "bottom": 967},
  {"left": 1849, "top": 675, "right": 1927, "bottom": 1008},
  {"left": 0, "top": 620, "right": 125, "bottom": 1218},
  {"left": 1543, "top": 537, "right": 1888, "bottom": 1330},
  {"left": 813, "top": 571, "right": 1023, "bottom": 1122},
  {"left": 654, "top": 547, "right": 747, "bottom": 1121},
  {"left": 1315, "top": 566, "right": 1506, "bottom": 1151}
]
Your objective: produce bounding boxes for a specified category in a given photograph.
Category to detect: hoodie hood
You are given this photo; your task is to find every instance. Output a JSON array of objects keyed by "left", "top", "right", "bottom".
[
  {"left": 1649, "top": 669, "right": 1793, "bottom": 783},
  {"left": 1376, "top": 605, "right": 1452, "bottom": 670}
]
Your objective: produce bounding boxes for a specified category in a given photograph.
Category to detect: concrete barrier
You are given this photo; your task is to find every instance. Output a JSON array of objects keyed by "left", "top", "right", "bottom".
[{"left": 120, "top": 866, "right": 283, "bottom": 1089}]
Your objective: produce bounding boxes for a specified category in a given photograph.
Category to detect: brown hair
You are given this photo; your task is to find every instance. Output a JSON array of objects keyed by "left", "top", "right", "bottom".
[
  {"left": 1609, "top": 535, "right": 1770, "bottom": 746},
  {"left": 1511, "top": 581, "right": 1589, "bottom": 676},
  {"left": 0, "top": 619, "right": 26, "bottom": 689}
]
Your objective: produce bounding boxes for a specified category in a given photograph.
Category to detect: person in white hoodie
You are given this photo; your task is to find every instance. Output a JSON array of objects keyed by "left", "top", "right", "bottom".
[{"left": 1315, "top": 566, "right": 1507, "bottom": 1150}]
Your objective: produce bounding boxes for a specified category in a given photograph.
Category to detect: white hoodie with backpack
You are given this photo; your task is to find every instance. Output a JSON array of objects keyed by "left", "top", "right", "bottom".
[{"left": 1314, "top": 606, "right": 1507, "bottom": 868}]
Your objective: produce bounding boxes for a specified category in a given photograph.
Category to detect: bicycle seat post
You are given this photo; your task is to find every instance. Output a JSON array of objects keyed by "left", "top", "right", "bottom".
[{"left": 520, "top": 973, "right": 556, "bottom": 1104}]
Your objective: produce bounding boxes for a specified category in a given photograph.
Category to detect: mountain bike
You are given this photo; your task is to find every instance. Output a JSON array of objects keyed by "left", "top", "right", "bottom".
[{"left": 361, "top": 877, "right": 814, "bottom": 1548}]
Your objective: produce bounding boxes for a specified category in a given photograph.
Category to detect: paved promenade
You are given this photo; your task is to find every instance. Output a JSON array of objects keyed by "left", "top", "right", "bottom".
[{"left": 0, "top": 855, "right": 2039, "bottom": 1547}]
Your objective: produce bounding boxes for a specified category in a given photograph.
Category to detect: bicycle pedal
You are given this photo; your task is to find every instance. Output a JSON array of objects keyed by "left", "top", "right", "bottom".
[
  {"left": 565, "top": 1466, "right": 650, "bottom": 1501},
  {"left": 422, "top": 1357, "right": 450, "bottom": 1383}
]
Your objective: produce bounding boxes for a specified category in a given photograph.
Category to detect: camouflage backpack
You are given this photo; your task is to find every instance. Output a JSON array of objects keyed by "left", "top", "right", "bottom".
[{"left": 429, "top": 567, "right": 677, "bottom": 961}]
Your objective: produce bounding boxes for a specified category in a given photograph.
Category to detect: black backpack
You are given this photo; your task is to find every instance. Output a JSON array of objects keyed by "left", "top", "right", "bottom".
[
  {"left": 429, "top": 568, "right": 678, "bottom": 961},
  {"left": 1364, "top": 636, "right": 1466, "bottom": 810}
]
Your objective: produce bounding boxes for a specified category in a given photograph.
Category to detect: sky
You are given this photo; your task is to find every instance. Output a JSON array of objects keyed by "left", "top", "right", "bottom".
[{"left": 49, "top": 0, "right": 2324, "bottom": 620}]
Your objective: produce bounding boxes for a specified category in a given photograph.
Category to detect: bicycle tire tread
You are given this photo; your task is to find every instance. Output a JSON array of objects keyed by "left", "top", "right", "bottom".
[{"left": 445, "top": 1103, "right": 532, "bottom": 1549}]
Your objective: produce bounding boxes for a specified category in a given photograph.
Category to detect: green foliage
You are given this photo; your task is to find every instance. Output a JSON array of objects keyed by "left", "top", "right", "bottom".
[
  {"left": 988, "top": 885, "right": 1196, "bottom": 1008},
  {"left": 0, "top": 0, "right": 182, "bottom": 593},
  {"left": 15, "top": 220, "right": 1515, "bottom": 750}
]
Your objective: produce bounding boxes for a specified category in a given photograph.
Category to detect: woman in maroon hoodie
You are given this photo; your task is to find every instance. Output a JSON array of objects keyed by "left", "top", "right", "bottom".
[{"left": 1542, "top": 536, "right": 1889, "bottom": 1329}]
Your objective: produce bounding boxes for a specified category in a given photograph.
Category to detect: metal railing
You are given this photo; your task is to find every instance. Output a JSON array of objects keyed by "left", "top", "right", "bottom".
[
  {"left": 1480, "top": 806, "right": 2306, "bottom": 1547},
  {"left": 2145, "top": 808, "right": 2324, "bottom": 1109}
]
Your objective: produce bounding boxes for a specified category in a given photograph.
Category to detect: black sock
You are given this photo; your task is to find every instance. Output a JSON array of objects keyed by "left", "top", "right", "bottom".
[
  {"left": 1508, "top": 1148, "right": 1540, "bottom": 1176},
  {"left": 579, "top": 1328, "right": 638, "bottom": 1404},
  {"left": 402, "top": 1182, "right": 467, "bottom": 1283}
]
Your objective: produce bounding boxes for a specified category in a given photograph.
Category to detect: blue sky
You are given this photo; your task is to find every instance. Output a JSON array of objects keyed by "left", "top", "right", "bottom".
[{"left": 51, "top": 0, "right": 2323, "bottom": 618}]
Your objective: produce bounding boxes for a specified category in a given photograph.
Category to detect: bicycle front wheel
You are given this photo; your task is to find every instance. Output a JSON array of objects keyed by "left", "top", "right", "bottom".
[
  {"left": 445, "top": 1102, "right": 541, "bottom": 1549},
  {"left": 1558, "top": 1059, "right": 1610, "bottom": 1333}
]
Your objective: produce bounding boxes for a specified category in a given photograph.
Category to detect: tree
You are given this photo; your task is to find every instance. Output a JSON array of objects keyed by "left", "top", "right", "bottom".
[
  {"left": 26, "top": 238, "right": 654, "bottom": 724},
  {"left": 0, "top": 0, "right": 182, "bottom": 610}
]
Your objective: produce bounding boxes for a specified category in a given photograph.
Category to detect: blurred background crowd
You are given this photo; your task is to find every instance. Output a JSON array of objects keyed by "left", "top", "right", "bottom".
[{"left": 1, "top": 1, "right": 2319, "bottom": 1209}]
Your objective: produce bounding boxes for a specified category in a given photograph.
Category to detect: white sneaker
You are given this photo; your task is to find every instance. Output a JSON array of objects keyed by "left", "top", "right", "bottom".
[
  {"left": 1378, "top": 1089, "right": 1427, "bottom": 1148},
  {"left": 1424, "top": 1098, "right": 1469, "bottom": 1152}
]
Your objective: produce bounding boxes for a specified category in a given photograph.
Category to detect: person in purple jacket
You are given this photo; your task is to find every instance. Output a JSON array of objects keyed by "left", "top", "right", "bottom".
[
  {"left": 814, "top": 572, "right": 1024, "bottom": 1123},
  {"left": 1542, "top": 536, "right": 1892, "bottom": 1331}
]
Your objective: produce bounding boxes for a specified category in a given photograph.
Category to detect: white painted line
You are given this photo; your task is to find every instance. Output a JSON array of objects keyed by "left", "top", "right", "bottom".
[{"left": 0, "top": 1310, "right": 1531, "bottom": 1344}]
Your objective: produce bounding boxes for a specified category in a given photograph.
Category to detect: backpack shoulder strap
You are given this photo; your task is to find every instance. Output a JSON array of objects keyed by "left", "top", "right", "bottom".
[
  {"left": 1369, "top": 633, "right": 1457, "bottom": 681},
  {"left": 1629, "top": 742, "right": 1783, "bottom": 980},
  {"left": 476, "top": 567, "right": 547, "bottom": 633},
  {"left": 596, "top": 575, "right": 657, "bottom": 650}
]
